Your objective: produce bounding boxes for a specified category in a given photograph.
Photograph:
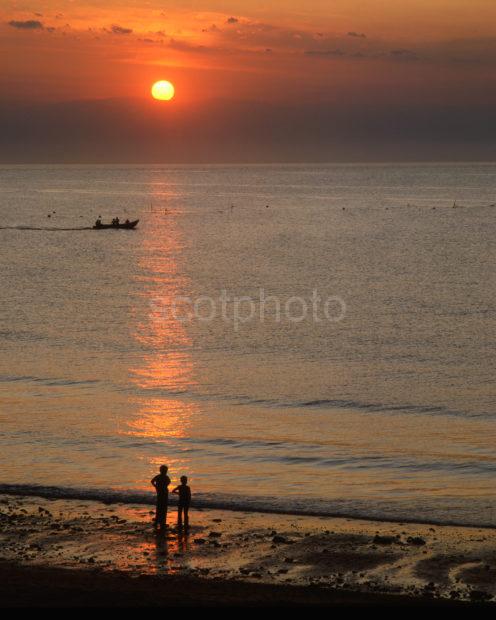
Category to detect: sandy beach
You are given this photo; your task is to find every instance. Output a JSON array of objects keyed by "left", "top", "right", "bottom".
[{"left": 1, "top": 493, "right": 495, "bottom": 606}]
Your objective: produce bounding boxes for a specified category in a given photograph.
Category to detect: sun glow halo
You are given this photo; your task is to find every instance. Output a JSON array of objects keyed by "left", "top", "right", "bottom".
[{"left": 151, "top": 80, "right": 175, "bottom": 101}]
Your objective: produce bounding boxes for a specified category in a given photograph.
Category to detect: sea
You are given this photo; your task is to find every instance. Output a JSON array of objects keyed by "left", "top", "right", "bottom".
[{"left": 1, "top": 163, "right": 495, "bottom": 526}]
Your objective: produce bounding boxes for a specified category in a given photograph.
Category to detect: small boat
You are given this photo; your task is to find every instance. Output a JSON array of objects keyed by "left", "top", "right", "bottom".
[{"left": 93, "top": 219, "right": 139, "bottom": 230}]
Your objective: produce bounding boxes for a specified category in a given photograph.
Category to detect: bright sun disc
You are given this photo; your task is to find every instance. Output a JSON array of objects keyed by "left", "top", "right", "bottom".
[{"left": 151, "top": 80, "right": 175, "bottom": 101}]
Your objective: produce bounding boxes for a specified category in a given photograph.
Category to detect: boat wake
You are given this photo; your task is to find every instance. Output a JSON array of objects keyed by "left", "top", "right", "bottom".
[{"left": 0, "top": 226, "right": 93, "bottom": 231}]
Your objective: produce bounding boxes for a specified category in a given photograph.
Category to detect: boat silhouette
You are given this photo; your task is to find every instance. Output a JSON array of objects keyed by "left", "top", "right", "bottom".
[{"left": 93, "top": 219, "right": 139, "bottom": 230}]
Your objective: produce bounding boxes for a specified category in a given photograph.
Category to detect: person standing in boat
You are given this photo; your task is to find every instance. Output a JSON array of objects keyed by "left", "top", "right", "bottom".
[
  {"left": 151, "top": 465, "right": 171, "bottom": 530},
  {"left": 95, "top": 216, "right": 102, "bottom": 228}
]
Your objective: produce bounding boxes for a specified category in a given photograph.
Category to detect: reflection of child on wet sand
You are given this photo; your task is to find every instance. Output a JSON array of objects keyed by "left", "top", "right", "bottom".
[{"left": 172, "top": 476, "right": 191, "bottom": 529}]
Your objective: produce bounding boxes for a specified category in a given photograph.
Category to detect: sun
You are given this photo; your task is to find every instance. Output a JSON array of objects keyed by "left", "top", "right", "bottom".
[{"left": 151, "top": 80, "right": 175, "bottom": 101}]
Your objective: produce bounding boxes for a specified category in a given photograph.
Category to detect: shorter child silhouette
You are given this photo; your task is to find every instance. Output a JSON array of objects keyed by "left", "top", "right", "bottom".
[{"left": 172, "top": 476, "right": 191, "bottom": 529}]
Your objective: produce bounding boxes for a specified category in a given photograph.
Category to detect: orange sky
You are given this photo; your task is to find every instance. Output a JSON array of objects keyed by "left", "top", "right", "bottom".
[
  {"left": 2, "top": 0, "right": 496, "bottom": 105},
  {"left": 2, "top": 1, "right": 496, "bottom": 162}
]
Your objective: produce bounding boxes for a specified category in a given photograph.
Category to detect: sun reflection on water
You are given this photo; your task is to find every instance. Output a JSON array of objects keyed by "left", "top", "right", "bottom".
[{"left": 127, "top": 186, "right": 199, "bottom": 457}]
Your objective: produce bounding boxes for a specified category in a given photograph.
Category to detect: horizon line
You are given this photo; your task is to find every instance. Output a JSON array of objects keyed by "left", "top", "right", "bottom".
[{"left": 1, "top": 160, "right": 496, "bottom": 167}]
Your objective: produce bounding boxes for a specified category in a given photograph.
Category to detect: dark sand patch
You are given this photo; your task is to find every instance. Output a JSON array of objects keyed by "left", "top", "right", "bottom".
[
  {"left": 415, "top": 555, "right": 468, "bottom": 585},
  {"left": 458, "top": 557, "right": 496, "bottom": 590},
  {"left": 296, "top": 549, "right": 399, "bottom": 573}
]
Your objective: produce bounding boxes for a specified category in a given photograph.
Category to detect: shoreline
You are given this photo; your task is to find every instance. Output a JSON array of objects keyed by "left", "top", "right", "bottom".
[
  {"left": 1, "top": 493, "right": 496, "bottom": 605},
  {"left": 1, "top": 485, "right": 495, "bottom": 530}
]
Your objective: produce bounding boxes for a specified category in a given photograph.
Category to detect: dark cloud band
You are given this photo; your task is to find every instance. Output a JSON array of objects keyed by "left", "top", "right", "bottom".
[{"left": 8, "top": 20, "right": 43, "bottom": 30}]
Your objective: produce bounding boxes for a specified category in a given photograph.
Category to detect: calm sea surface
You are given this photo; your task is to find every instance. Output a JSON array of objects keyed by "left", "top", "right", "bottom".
[{"left": 1, "top": 163, "right": 496, "bottom": 525}]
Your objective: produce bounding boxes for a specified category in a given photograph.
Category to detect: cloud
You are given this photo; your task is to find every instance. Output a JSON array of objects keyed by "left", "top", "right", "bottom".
[
  {"left": 110, "top": 24, "right": 132, "bottom": 35},
  {"left": 168, "top": 38, "right": 219, "bottom": 54},
  {"left": 347, "top": 31, "right": 366, "bottom": 38},
  {"left": 390, "top": 49, "right": 418, "bottom": 60},
  {"left": 8, "top": 19, "right": 43, "bottom": 30},
  {"left": 203, "top": 24, "right": 221, "bottom": 33},
  {"left": 305, "top": 48, "right": 346, "bottom": 57},
  {"left": 226, "top": 17, "right": 239, "bottom": 24},
  {"left": 305, "top": 47, "right": 420, "bottom": 62},
  {"left": 214, "top": 20, "right": 326, "bottom": 52}
]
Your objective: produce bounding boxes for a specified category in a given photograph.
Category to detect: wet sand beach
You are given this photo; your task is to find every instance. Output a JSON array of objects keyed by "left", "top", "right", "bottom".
[{"left": 1, "top": 494, "right": 495, "bottom": 606}]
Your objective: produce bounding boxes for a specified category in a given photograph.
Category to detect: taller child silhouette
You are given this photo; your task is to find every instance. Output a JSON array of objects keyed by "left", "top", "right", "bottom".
[{"left": 151, "top": 465, "right": 171, "bottom": 530}]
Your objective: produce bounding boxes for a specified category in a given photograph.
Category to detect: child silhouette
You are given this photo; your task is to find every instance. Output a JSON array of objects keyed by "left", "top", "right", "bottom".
[
  {"left": 151, "top": 465, "right": 171, "bottom": 530},
  {"left": 172, "top": 476, "right": 191, "bottom": 529}
]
